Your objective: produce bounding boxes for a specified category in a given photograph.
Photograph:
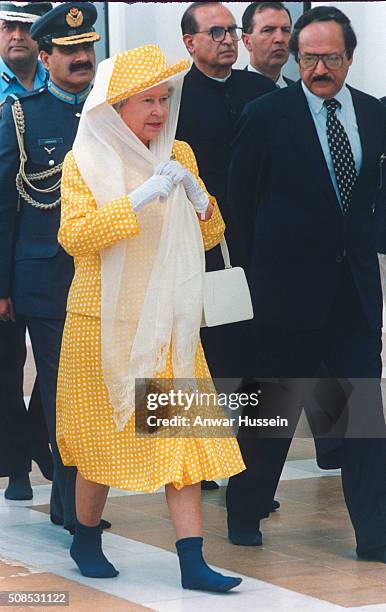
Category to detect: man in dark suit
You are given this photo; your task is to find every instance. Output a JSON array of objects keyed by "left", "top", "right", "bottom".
[
  {"left": 176, "top": 1, "right": 276, "bottom": 493},
  {"left": 378, "top": 97, "right": 386, "bottom": 291},
  {"left": 242, "top": 2, "right": 294, "bottom": 88},
  {"left": 177, "top": 2, "right": 275, "bottom": 279},
  {"left": 226, "top": 6, "right": 386, "bottom": 562}
]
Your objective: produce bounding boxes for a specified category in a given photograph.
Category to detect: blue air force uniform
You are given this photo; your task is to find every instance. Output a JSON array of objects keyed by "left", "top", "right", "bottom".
[
  {"left": 0, "top": 82, "right": 91, "bottom": 316},
  {"left": 0, "top": 0, "right": 100, "bottom": 525},
  {"left": 0, "top": 57, "right": 47, "bottom": 102},
  {"left": 0, "top": 1, "right": 53, "bottom": 488},
  {"left": 0, "top": 82, "right": 91, "bottom": 523}
]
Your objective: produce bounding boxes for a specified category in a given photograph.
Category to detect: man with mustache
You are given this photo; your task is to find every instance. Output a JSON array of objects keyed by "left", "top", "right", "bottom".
[
  {"left": 227, "top": 6, "right": 386, "bottom": 563},
  {"left": 0, "top": 2, "right": 107, "bottom": 535},
  {"left": 0, "top": 1, "right": 54, "bottom": 502},
  {"left": 242, "top": 2, "right": 294, "bottom": 88}
]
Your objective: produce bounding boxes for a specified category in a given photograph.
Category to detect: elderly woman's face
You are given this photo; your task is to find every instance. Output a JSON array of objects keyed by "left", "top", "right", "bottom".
[{"left": 119, "top": 83, "right": 170, "bottom": 146}]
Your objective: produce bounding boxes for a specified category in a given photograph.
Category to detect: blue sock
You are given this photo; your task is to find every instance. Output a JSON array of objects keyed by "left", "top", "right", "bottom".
[
  {"left": 70, "top": 521, "right": 119, "bottom": 578},
  {"left": 5, "top": 473, "right": 32, "bottom": 500},
  {"left": 176, "top": 537, "right": 242, "bottom": 592}
]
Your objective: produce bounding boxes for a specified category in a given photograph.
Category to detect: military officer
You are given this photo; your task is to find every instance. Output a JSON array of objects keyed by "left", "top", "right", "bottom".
[
  {"left": 0, "top": 2, "right": 53, "bottom": 502},
  {"left": 0, "top": 1, "right": 51, "bottom": 100},
  {"left": 0, "top": 2, "right": 107, "bottom": 534}
]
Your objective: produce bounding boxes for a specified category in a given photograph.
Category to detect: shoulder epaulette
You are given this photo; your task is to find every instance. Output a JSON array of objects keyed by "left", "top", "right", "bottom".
[{"left": 6, "top": 86, "right": 47, "bottom": 106}]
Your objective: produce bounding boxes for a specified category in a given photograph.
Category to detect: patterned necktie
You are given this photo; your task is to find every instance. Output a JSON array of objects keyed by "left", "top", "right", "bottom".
[{"left": 324, "top": 98, "right": 357, "bottom": 215}]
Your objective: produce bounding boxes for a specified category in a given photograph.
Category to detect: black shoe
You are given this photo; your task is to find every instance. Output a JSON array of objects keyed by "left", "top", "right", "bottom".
[
  {"left": 32, "top": 449, "right": 54, "bottom": 481},
  {"left": 271, "top": 499, "right": 280, "bottom": 512},
  {"left": 201, "top": 480, "right": 219, "bottom": 491},
  {"left": 358, "top": 546, "right": 386, "bottom": 563},
  {"left": 5, "top": 474, "right": 33, "bottom": 501},
  {"left": 50, "top": 513, "right": 63, "bottom": 526},
  {"left": 228, "top": 518, "right": 262, "bottom": 546}
]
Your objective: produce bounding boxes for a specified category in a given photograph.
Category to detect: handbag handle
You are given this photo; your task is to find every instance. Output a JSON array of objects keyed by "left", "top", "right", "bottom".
[{"left": 220, "top": 238, "right": 232, "bottom": 269}]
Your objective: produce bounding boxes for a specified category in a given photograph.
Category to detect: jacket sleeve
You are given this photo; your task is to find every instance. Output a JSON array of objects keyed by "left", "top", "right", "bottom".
[
  {"left": 377, "top": 106, "right": 386, "bottom": 253},
  {"left": 0, "top": 100, "right": 20, "bottom": 297},
  {"left": 227, "top": 100, "right": 268, "bottom": 268},
  {"left": 58, "top": 152, "right": 140, "bottom": 257},
  {"left": 175, "top": 140, "right": 225, "bottom": 251}
]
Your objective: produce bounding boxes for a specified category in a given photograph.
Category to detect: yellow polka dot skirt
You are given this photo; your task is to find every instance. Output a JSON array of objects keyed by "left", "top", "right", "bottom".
[{"left": 56, "top": 313, "right": 245, "bottom": 492}]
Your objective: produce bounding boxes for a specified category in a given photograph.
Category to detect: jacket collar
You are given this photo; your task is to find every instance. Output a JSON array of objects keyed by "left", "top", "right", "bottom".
[
  {"left": 281, "top": 81, "right": 376, "bottom": 216},
  {"left": 189, "top": 62, "right": 234, "bottom": 87},
  {"left": 48, "top": 80, "right": 92, "bottom": 105}
]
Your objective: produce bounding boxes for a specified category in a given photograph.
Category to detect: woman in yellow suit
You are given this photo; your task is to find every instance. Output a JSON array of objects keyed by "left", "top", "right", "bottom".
[{"left": 57, "top": 46, "right": 245, "bottom": 591}]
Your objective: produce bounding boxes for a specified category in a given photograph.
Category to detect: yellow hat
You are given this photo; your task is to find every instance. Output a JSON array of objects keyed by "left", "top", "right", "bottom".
[{"left": 107, "top": 45, "right": 190, "bottom": 106}]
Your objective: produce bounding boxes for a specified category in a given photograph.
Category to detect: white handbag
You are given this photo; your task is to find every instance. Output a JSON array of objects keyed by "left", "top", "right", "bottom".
[{"left": 201, "top": 238, "right": 254, "bottom": 327}]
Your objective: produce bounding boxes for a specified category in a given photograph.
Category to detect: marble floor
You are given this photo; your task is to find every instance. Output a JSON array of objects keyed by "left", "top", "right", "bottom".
[
  {"left": 2, "top": 447, "right": 386, "bottom": 611},
  {"left": 1, "top": 339, "right": 386, "bottom": 610}
]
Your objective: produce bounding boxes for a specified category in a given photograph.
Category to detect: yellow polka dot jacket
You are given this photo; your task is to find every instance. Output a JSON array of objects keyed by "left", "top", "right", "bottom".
[{"left": 58, "top": 139, "right": 225, "bottom": 318}]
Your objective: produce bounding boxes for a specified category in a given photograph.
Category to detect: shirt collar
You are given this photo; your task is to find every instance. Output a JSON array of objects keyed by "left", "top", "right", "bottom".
[
  {"left": 248, "top": 64, "right": 285, "bottom": 88},
  {"left": 48, "top": 80, "right": 92, "bottom": 105},
  {"left": 208, "top": 72, "right": 232, "bottom": 83},
  {"left": 247, "top": 64, "right": 260, "bottom": 75},
  {"left": 34, "top": 59, "right": 47, "bottom": 86},
  {"left": 192, "top": 63, "right": 232, "bottom": 83},
  {"left": 301, "top": 80, "right": 350, "bottom": 114},
  {"left": 276, "top": 73, "right": 287, "bottom": 89}
]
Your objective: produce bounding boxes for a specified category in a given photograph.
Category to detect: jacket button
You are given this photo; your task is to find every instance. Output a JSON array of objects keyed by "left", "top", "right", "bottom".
[{"left": 336, "top": 255, "right": 343, "bottom": 264}]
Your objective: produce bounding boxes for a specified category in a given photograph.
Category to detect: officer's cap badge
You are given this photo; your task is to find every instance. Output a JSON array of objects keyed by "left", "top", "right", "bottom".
[{"left": 66, "top": 7, "right": 83, "bottom": 28}]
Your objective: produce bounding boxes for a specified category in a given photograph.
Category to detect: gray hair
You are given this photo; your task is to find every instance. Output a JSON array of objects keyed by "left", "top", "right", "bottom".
[{"left": 112, "top": 99, "right": 127, "bottom": 113}]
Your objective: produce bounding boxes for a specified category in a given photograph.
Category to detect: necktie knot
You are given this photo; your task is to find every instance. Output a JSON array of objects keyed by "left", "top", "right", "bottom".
[{"left": 324, "top": 98, "right": 340, "bottom": 114}]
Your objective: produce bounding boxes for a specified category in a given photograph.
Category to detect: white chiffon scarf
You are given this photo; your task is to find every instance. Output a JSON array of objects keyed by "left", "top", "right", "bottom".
[{"left": 72, "top": 55, "right": 205, "bottom": 431}]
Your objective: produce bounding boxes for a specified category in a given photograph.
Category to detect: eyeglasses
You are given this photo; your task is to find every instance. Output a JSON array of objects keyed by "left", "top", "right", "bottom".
[
  {"left": 194, "top": 26, "right": 243, "bottom": 42},
  {"left": 298, "top": 53, "right": 347, "bottom": 69}
]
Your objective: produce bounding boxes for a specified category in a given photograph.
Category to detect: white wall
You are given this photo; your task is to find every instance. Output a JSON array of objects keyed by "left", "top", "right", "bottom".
[
  {"left": 108, "top": 2, "right": 247, "bottom": 66},
  {"left": 312, "top": 1, "right": 386, "bottom": 97},
  {"left": 108, "top": 2, "right": 386, "bottom": 97},
  {"left": 107, "top": 1, "right": 302, "bottom": 75}
]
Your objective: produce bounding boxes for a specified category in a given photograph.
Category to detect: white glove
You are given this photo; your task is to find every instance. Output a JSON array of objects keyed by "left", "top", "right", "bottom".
[
  {"left": 129, "top": 175, "right": 174, "bottom": 213},
  {"left": 155, "top": 161, "right": 209, "bottom": 218}
]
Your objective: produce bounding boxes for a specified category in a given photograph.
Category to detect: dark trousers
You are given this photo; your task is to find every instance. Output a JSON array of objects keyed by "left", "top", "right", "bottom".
[
  {"left": 226, "top": 263, "right": 386, "bottom": 554},
  {"left": 20, "top": 316, "right": 76, "bottom": 526},
  {"left": 0, "top": 321, "right": 49, "bottom": 477}
]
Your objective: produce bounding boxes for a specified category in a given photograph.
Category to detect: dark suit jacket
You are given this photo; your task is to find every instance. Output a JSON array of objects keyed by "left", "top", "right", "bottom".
[
  {"left": 176, "top": 63, "right": 276, "bottom": 271},
  {"left": 378, "top": 96, "right": 386, "bottom": 254},
  {"left": 229, "top": 81, "right": 386, "bottom": 331},
  {"left": 283, "top": 75, "right": 295, "bottom": 86}
]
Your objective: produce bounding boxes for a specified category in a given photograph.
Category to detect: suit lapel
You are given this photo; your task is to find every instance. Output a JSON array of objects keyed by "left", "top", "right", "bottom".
[{"left": 282, "top": 83, "right": 341, "bottom": 214}]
